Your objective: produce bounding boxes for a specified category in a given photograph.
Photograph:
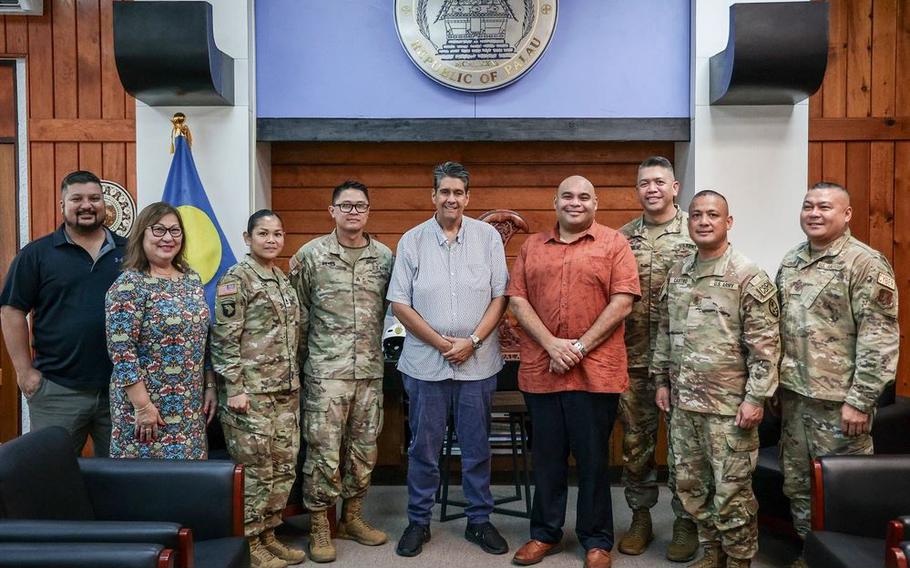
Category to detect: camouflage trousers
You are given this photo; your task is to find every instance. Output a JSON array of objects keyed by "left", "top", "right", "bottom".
[
  {"left": 221, "top": 390, "right": 301, "bottom": 538},
  {"left": 302, "top": 376, "right": 384, "bottom": 512},
  {"left": 670, "top": 408, "right": 759, "bottom": 560},
  {"left": 780, "top": 389, "right": 873, "bottom": 538},
  {"left": 619, "top": 367, "right": 688, "bottom": 519}
]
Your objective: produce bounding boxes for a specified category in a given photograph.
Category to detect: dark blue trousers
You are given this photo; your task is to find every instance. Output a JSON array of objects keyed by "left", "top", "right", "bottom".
[
  {"left": 523, "top": 391, "right": 620, "bottom": 551},
  {"left": 403, "top": 374, "right": 497, "bottom": 525}
]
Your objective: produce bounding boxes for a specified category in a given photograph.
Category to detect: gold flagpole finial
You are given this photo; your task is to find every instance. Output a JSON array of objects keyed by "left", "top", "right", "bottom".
[{"left": 170, "top": 112, "right": 193, "bottom": 153}]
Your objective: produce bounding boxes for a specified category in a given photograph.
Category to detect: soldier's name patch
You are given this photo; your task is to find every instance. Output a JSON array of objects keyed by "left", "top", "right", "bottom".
[
  {"left": 217, "top": 283, "right": 238, "bottom": 297},
  {"left": 877, "top": 273, "right": 896, "bottom": 290},
  {"left": 711, "top": 280, "right": 738, "bottom": 290},
  {"left": 670, "top": 277, "right": 690, "bottom": 285}
]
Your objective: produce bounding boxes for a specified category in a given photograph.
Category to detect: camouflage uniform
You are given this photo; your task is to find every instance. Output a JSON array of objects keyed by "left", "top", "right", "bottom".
[
  {"left": 289, "top": 231, "right": 393, "bottom": 512},
  {"left": 776, "top": 230, "right": 899, "bottom": 537},
  {"left": 652, "top": 246, "right": 780, "bottom": 560},
  {"left": 619, "top": 207, "right": 695, "bottom": 517},
  {"left": 210, "top": 256, "right": 301, "bottom": 538}
]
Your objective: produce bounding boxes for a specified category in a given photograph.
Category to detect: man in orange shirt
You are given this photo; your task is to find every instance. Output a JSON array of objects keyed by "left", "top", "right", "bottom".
[{"left": 508, "top": 175, "right": 640, "bottom": 568}]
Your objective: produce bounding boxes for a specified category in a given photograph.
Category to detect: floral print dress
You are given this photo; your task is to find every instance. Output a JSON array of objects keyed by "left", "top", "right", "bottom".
[{"left": 106, "top": 269, "right": 210, "bottom": 459}]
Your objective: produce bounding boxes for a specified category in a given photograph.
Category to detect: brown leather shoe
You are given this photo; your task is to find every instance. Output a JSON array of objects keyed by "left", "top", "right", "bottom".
[
  {"left": 512, "top": 539, "right": 563, "bottom": 566},
  {"left": 584, "top": 548, "right": 612, "bottom": 568}
]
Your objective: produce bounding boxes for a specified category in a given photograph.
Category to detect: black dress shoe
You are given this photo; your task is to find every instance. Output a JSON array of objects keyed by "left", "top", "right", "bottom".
[
  {"left": 465, "top": 521, "right": 509, "bottom": 555},
  {"left": 396, "top": 522, "right": 431, "bottom": 557}
]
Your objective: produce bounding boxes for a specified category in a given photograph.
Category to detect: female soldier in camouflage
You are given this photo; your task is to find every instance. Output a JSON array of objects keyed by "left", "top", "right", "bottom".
[{"left": 210, "top": 210, "right": 305, "bottom": 568}]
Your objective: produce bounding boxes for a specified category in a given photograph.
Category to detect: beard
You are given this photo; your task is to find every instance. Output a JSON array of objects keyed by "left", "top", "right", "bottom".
[{"left": 65, "top": 210, "right": 105, "bottom": 234}]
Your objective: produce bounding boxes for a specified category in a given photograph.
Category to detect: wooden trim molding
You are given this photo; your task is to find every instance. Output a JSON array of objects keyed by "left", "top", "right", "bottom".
[
  {"left": 810, "top": 459, "right": 825, "bottom": 531},
  {"left": 158, "top": 548, "right": 175, "bottom": 568},
  {"left": 232, "top": 464, "right": 245, "bottom": 537},
  {"left": 810, "top": 118, "right": 910, "bottom": 141},
  {"left": 28, "top": 118, "right": 135, "bottom": 142}
]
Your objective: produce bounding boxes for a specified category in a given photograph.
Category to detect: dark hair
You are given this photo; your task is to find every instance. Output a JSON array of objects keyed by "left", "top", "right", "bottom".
[
  {"left": 638, "top": 156, "right": 675, "bottom": 179},
  {"left": 332, "top": 180, "right": 369, "bottom": 204},
  {"left": 810, "top": 181, "right": 850, "bottom": 197},
  {"left": 433, "top": 161, "right": 470, "bottom": 193},
  {"left": 60, "top": 171, "right": 102, "bottom": 194},
  {"left": 246, "top": 209, "right": 283, "bottom": 234},
  {"left": 122, "top": 202, "right": 189, "bottom": 273},
  {"left": 690, "top": 189, "right": 728, "bottom": 207}
]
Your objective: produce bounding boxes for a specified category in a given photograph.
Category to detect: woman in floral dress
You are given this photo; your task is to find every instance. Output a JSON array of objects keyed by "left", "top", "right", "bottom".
[{"left": 106, "top": 202, "right": 217, "bottom": 459}]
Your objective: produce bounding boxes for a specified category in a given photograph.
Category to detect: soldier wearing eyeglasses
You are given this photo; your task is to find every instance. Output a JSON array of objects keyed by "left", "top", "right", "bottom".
[
  {"left": 289, "top": 180, "right": 394, "bottom": 563},
  {"left": 1, "top": 171, "right": 126, "bottom": 457}
]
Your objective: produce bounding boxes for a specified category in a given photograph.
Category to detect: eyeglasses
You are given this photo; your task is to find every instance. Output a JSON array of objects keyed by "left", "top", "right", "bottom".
[
  {"left": 333, "top": 202, "right": 370, "bottom": 213},
  {"left": 148, "top": 224, "right": 183, "bottom": 238}
]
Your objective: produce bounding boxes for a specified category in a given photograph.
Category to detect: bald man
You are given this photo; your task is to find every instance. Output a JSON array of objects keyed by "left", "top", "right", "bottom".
[
  {"left": 776, "top": 182, "right": 899, "bottom": 565},
  {"left": 508, "top": 176, "right": 640, "bottom": 568}
]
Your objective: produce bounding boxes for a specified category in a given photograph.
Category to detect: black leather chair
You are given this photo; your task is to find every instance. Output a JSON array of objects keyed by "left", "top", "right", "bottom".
[
  {"left": 0, "top": 542, "right": 175, "bottom": 567},
  {"left": 0, "top": 426, "right": 249, "bottom": 568},
  {"left": 754, "top": 388, "right": 910, "bottom": 534},
  {"left": 804, "top": 455, "right": 910, "bottom": 568}
]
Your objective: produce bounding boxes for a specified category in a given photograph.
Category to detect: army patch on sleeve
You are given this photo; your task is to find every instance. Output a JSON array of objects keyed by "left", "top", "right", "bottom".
[
  {"left": 876, "top": 288, "right": 895, "bottom": 310},
  {"left": 767, "top": 297, "right": 780, "bottom": 318},
  {"left": 877, "top": 273, "right": 896, "bottom": 290},
  {"left": 748, "top": 274, "right": 776, "bottom": 303},
  {"left": 218, "top": 299, "right": 237, "bottom": 319},
  {"left": 217, "top": 283, "right": 238, "bottom": 297}
]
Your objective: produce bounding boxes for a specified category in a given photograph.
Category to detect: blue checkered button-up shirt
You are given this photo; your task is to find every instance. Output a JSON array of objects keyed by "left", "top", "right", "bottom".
[{"left": 387, "top": 216, "right": 508, "bottom": 381}]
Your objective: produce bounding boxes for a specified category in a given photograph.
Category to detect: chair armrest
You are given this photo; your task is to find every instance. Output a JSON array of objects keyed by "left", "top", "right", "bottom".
[
  {"left": 79, "top": 458, "right": 244, "bottom": 541},
  {"left": 887, "top": 542, "right": 910, "bottom": 568},
  {"left": 0, "top": 520, "right": 190, "bottom": 568},
  {"left": 811, "top": 456, "right": 910, "bottom": 538},
  {"left": 887, "top": 517, "right": 910, "bottom": 548},
  {"left": 874, "top": 398, "right": 910, "bottom": 454},
  {"left": 0, "top": 542, "right": 174, "bottom": 568}
]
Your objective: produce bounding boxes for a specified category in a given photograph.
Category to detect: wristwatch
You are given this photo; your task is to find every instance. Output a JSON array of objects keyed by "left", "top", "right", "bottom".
[
  {"left": 470, "top": 334, "right": 483, "bottom": 350},
  {"left": 572, "top": 340, "right": 587, "bottom": 356}
]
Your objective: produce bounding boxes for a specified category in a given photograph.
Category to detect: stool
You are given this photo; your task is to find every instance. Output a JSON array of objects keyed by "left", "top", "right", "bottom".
[{"left": 435, "top": 391, "right": 532, "bottom": 521}]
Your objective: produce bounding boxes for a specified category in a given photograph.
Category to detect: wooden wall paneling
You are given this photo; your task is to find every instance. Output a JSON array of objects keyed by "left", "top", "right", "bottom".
[
  {"left": 101, "top": 141, "right": 125, "bottom": 187},
  {"left": 846, "top": 0, "right": 873, "bottom": 118},
  {"left": 76, "top": 0, "right": 102, "bottom": 119},
  {"left": 125, "top": 141, "right": 136, "bottom": 197},
  {"left": 821, "top": 142, "right": 847, "bottom": 184},
  {"left": 78, "top": 142, "right": 102, "bottom": 175},
  {"left": 894, "top": 141, "right": 910, "bottom": 396},
  {"left": 869, "top": 141, "right": 895, "bottom": 262},
  {"left": 0, "top": 63, "right": 15, "bottom": 139},
  {"left": 896, "top": 0, "right": 910, "bottom": 115},
  {"left": 54, "top": 142, "right": 78, "bottom": 226},
  {"left": 27, "top": 8, "right": 54, "bottom": 119},
  {"left": 52, "top": 0, "right": 78, "bottom": 119},
  {"left": 0, "top": 17, "right": 6, "bottom": 53},
  {"left": 808, "top": 142, "right": 823, "bottom": 184},
  {"left": 99, "top": 0, "right": 124, "bottom": 119},
  {"left": 29, "top": 143, "right": 56, "bottom": 237},
  {"left": 4, "top": 16, "right": 27, "bottom": 55},
  {"left": 845, "top": 142, "right": 871, "bottom": 243},
  {"left": 0, "top": 144, "right": 19, "bottom": 441},
  {"left": 871, "top": 0, "right": 897, "bottom": 117},
  {"left": 823, "top": 0, "right": 849, "bottom": 118}
]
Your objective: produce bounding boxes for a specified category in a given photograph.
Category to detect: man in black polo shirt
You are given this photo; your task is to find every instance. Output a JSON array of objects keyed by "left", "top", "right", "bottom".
[{"left": 1, "top": 170, "right": 126, "bottom": 456}]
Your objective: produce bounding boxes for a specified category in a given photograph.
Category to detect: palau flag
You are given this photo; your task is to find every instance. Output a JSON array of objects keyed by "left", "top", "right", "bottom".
[{"left": 161, "top": 122, "right": 236, "bottom": 319}]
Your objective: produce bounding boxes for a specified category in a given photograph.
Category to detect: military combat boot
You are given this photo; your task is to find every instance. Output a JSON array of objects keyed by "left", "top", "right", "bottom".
[
  {"left": 337, "top": 496, "right": 387, "bottom": 545},
  {"left": 309, "top": 509, "right": 337, "bottom": 563},
  {"left": 687, "top": 542, "right": 726, "bottom": 568},
  {"left": 249, "top": 536, "right": 288, "bottom": 568},
  {"left": 726, "top": 557, "right": 751, "bottom": 568},
  {"left": 261, "top": 528, "right": 307, "bottom": 564},
  {"left": 666, "top": 517, "right": 700, "bottom": 562},
  {"left": 617, "top": 508, "right": 653, "bottom": 555}
]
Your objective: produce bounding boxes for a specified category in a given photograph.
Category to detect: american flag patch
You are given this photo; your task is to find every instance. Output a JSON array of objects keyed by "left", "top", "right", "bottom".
[{"left": 217, "top": 283, "right": 238, "bottom": 297}]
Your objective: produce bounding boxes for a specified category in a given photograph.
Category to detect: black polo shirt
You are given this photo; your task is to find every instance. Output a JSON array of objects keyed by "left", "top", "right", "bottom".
[{"left": 0, "top": 225, "right": 127, "bottom": 390}]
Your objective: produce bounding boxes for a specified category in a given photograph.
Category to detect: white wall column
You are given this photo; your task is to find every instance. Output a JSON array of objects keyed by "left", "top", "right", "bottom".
[
  {"left": 676, "top": 0, "right": 809, "bottom": 274},
  {"left": 134, "top": 0, "right": 259, "bottom": 258}
]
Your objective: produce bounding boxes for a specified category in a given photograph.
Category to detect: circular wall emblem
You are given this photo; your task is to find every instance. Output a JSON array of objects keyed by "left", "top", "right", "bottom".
[
  {"left": 101, "top": 180, "right": 136, "bottom": 237},
  {"left": 395, "top": 0, "right": 558, "bottom": 93}
]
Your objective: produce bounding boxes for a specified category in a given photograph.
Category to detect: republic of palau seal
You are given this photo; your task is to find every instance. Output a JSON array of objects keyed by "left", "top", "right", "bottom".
[
  {"left": 395, "top": 0, "right": 558, "bottom": 92},
  {"left": 101, "top": 180, "right": 136, "bottom": 237}
]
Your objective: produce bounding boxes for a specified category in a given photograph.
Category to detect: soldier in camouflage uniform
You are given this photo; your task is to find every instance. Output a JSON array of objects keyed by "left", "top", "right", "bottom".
[
  {"left": 652, "top": 191, "right": 780, "bottom": 568},
  {"left": 777, "top": 182, "right": 899, "bottom": 567},
  {"left": 211, "top": 210, "right": 305, "bottom": 568},
  {"left": 289, "top": 180, "right": 394, "bottom": 563},
  {"left": 618, "top": 156, "right": 698, "bottom": 561}
]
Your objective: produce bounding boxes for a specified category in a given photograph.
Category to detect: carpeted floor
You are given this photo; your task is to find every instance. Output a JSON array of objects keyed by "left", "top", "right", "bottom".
[{"left": 277, "top": 485, "right": 800, "bottom": 567}]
